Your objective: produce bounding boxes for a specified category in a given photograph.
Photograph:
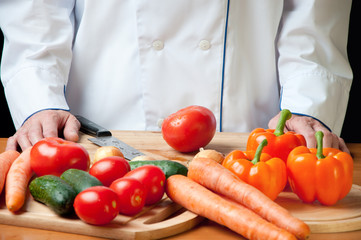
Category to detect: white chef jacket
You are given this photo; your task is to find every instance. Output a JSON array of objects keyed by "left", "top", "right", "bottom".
[{"left": 0, "top": 0, "right": 353, "bottom": 136}]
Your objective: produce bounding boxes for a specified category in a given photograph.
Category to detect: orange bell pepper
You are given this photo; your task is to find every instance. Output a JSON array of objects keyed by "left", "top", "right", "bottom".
[
  {"left": 287, "top": 131, "right": 353, "bottom": 206},
  {"left": 246, "top": 109, "right": 306, "bottom": 163},
  {"left": 223, "top": 139, "right": 287, "bottom": 200}
]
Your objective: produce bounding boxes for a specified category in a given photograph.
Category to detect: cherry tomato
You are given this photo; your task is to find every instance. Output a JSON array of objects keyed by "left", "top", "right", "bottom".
[
  {"left": 125, "top": 165, "right": 165, "bottom": 205},
  {"left": 30, "top": 137, "right": 90, "bottom": 177},
  {"left": 110, "top": 177, "right": 146, "bottom": 215},
  {"left": 89, "top": 156, "right": 130, "bottom": 186},
  {"left": 73, "top": 186, "right": 120, "bottom": 225},
  {"left": 161, "top": 105, "right": 216, "bottom": 152}
]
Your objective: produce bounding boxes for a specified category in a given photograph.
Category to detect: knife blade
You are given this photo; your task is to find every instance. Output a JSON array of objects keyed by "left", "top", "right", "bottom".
[{"left": 75, "top": 115, "right": 144, "bottom": 160}]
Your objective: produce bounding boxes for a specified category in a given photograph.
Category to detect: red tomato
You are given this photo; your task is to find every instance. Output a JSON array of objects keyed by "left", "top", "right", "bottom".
[
  {"left": 73, "top": 186, "right": 120, "bottom": 225},
  {"left": 161, "top": 105, "right": 216, "bottom": 152},
  {"left": 125, "top": 165, "right": 165, "bottom": 205},
  {"left": 30, "top": 137, "right": 90, "bottom": 177},
  {"left": 110, "top": 177, "right": 146, "bottom": 215},
  {"left": 89, "top": 156, "right": 130, "bottom": 186}
]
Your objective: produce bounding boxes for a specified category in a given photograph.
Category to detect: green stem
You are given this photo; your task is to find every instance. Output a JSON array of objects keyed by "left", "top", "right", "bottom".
[
  {"left": 251, "top": 139, "right": 268, "bottom": 165},
  {"left": 316, "top": 131, "right": 325, "bottom": 159},
  {"left": 273, "top": 109, "right": 292, "bottom": 137}
]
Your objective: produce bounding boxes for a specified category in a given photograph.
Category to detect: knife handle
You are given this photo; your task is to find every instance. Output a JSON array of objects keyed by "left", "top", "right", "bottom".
[{"left": 75, "top": 115, "right": 112, "bottom": 137}]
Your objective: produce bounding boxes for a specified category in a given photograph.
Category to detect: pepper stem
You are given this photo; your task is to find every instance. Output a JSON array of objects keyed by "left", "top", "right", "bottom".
[
  {"left": 251, "top": 139, "right": 268, "bottom": 165},
  {"left": 316, "top": 131, "right": 325, "bottom": 159},
  {"left": 273, "top": 109, "right": 292, "bottom": 137}
]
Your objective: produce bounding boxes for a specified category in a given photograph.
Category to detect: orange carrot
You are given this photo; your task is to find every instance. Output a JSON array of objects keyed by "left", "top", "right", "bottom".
[
  {"left": 166, "top": 175, "right": 296, "bottom": 240},
  {"left": 188, "top": 157, "right": 310, "bottom": 240},
  {"left": 5, "top": 147, "right": 34, "bottom": 212},
  {"left": 0, "top": 150, "right": 21, "bottom": 194}
]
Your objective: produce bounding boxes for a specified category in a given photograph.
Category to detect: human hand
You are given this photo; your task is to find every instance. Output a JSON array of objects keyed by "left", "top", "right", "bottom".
[
  {"left": 268, "top": 112, "right": 350, "bottom": 154},
  {"left": 6, "top": 110, "right": 80, "bottom": 151}
]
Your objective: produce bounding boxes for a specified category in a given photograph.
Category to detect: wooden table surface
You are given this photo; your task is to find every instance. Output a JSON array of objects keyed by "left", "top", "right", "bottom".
[{"left": 0, "top": 131, "right": 361, "bottom": 240}]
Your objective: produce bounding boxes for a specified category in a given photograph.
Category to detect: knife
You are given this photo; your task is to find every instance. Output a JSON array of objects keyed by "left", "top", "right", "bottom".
[{"left": 75, "top": 115, "right": 144, "bottom": 160}]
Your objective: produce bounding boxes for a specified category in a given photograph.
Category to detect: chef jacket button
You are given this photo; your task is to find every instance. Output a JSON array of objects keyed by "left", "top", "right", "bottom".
[
  {"left": 157, "top": 118, "right": 164, "bottom": 128},
  {"left": 199, "top": 40, "right": 211, "bottom": 50},
  {"left": 153, "top": 40, "right": 164, "bottom": 50}
]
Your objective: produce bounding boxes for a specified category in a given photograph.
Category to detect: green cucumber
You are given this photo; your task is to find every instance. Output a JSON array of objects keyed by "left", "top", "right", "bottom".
[
  {"left": 60, "top": 168, "right": 103, "bottom": 194},
  {"left": 129, "top": 160, "right": 188, "bottom": 179},
  {"left": 29, "top": 175, "right": 77, "bottom": 216}
]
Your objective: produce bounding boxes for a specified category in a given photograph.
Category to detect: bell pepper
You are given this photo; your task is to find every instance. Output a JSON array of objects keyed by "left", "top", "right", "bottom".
[
  {"left": 246, "top": 109, "right": 306, "bottom": 163},
  {"left": 223, "top": 139, "right": 287, "bottom": 200},
  {"left": 287, "top": 131, "right": 353, "bottom": 206}
]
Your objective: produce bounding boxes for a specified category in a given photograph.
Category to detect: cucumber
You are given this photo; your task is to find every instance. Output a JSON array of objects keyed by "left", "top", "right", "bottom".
[
  {"left": 60, "top": 168, "right": 103, "bottom": 194},
  {"left": 129, "top": 160, "right": 188, "bottom": 179},
  {"left": 29, "top": 175, "right": 77, "bottom": 216}
]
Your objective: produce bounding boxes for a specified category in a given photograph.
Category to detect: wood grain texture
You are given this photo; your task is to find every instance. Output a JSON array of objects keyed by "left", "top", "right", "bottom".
[
  {"left": 0, "top": 131, "right": 361, "bottom": 239},
  {"left": 0, "top": 192, "right": 203, "bottom": 240}
]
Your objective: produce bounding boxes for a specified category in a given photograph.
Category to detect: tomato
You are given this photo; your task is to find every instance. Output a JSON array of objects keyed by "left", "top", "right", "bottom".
[
  {"left": 89, "top": 156, "right": 130, "bottom": 186},
  {"left": 161, "top": 105, "right": 216, "bottom": 152},
  {"left": 110, "top": 177, "right": 146, "bottom": 215},
  {"left": 73, "top": 186, "right": 120, "bottom": 225},
  {"left": 30, "top": 137, "right": 90, "bottom": 177},
  {"left": 125, "top": 165, "right": 165, "bottom": 205}
]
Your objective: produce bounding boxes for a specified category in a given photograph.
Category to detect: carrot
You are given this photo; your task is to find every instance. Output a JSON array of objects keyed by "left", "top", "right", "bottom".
[
  {"left": 188, "top": 157, "right": 310, "bottom": 240},
  {"left": 166, "top": 175, "right": 296, "bottom": 240},
  {"left": 5, "top": 147, "right": 34, "bottom": 212},
  {"left": 0, "top": 150, "right": 21, "bottom": 194}
]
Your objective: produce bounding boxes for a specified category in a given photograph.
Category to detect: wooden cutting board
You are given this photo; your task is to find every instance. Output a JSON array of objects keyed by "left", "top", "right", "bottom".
[
  {"left": 1, "top": 185, "right": 361, "bottom": 238},
  {"left": 0, "top": 131, "right": 360, "bottom": 238},
  {"left": 276, "top": 185, "right": 361, "bottom": 233},
  {"left": 0, "top": 191, "right": 203, "bottom": 240}
]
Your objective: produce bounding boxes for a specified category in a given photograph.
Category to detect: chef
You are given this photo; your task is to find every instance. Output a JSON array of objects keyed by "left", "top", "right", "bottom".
[{"left": 0, "top": 0, "right": 353, "bottom": 152}]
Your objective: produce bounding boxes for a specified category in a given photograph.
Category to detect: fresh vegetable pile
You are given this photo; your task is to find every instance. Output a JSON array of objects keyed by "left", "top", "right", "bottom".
[
  {"left": 0, "top": 107, "right": 354, "bottom": 240},
  {"left": 0, "top": 139, "right": 188, "bottom": 226},
  {"left": 162, "top": 108, "right": 353, "bottom": 239}
]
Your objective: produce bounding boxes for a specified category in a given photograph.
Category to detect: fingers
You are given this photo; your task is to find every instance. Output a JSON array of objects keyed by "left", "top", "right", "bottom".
[
  {"left": 292, "top": 119, "right": 330, "bottom": 149},
  {"left": 5, "top": 110, "right": 80, "bottom": 151},
  {"left": 269, "top": 111, "right": 350, "bottom": 153},
  {"left": 5, "top": 122, "right": 42, "bottom": 151},
  {"left": 5, "top": 135, "right": 31, "bottom": 151},
  {"left": 41, "top": 118, "right": 59, "bottom": 139},
  {"left": 63, "top": 114, "right": 81, "bottom": 142},
  {"left": 338, "top": 137, "right": 350, "bottom": 154},
  {"left": 285, "top": 114, "right": 350, "bottom": 153},
  {"left": 5, "top": 137, "right": 17, "bottom": 151},
  {"left": 267, "top": 112, "right": 280, "bottom": 129},
  {"left": 28, "top": 121, "right": 47, "bottom": 144}
]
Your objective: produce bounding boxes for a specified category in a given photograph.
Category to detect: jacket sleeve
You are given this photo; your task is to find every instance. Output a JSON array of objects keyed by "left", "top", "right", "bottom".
[
  {"left": 277, "top": 0, "right": 353, "bottom": 135},
  {"left": 0, "top": 0, "right": 75, "bottom": 129}
]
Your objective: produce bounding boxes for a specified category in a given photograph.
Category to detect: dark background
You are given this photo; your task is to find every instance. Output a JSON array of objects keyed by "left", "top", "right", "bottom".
[{"left": 0, "top": 2, "right": 360, "bottom": 142}]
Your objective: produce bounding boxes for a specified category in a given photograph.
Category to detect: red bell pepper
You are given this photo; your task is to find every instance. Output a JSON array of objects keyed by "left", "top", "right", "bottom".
[
  {"left": 287, "top": 131, "right": 353, "bottom": 205},
  {"left": 246, "top": 109, "right": 306, "bottom": 163}
]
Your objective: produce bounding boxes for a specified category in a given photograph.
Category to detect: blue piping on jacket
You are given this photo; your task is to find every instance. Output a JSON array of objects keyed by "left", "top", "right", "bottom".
[{"left": 219, "top": 0, "right": 230, "bottom": 132}]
